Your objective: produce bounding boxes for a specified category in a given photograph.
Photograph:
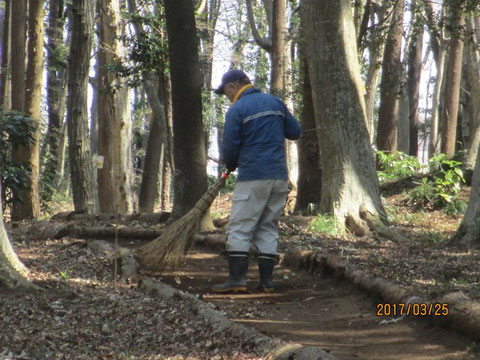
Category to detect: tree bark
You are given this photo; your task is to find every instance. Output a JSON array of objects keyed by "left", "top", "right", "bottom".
[
  {"left": 453, "top": 143, "right": 480, "bottom": 248},
  {"left": 440, "top": 3, "right": 465, "bottom": 158},
  {"left": 301, "top": 0, "right": 387, "bottom": 234},
  {"left": 97, "top": 0, "right": 133, "bottom": 213},
  {"left": 163, "top": 0, "right": 208, "bottom": 220},
  {"left": 246, "top": 0, "right": 287, "bottom": 97},
  {"left": 0, "top": 183, "right": 39, "bottom": 290},
  {"left": 270, "top": 0, "right": 286, "bottom": 96},
  {"left": 364, "top": 3, "right": 387, "bottom": 142},
  {"left": 0, "top": 0, "right": 11, "bottom": 109},
  {"left": 44, "top": 0, "right": 69, "bottom": 199},
  {"left": 10, "top": 0, "right": 29, "bottom": 220},
  {"left": 138, "top": 73, "right": 168, "bottom": 212},
  {"left": 376, "top": 0, "right": 404, "bottom": 154},
  {"left": 294, "top": 54, "right": 322, "bottom": 212},
  {"left": 429, "top": 47, "right": 447, "bottom": 157},
  {"left": 407, "top": 0, "right": 424, "bottom": 157},
  {"left": 66, "top": 0, "right": 100, "bottom": 213},
  {"left": 464, "top": 15, "right": 480, "bottom": 169},
  {"left": 11, "top": 0, "right": 44, "bottom": 220}
]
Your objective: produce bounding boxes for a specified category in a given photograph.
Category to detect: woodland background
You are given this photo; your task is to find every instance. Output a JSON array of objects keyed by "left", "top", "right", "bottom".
[{"left": 1, "top": 0, "right": 480, "bottom": 358}]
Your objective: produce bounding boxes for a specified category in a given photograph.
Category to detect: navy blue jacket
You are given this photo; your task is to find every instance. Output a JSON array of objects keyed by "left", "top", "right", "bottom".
[{"left": 221, "top": 87, "right": 302, "bottom": 181}]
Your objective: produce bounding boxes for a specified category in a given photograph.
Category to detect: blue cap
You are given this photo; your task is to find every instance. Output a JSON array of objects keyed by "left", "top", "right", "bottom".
[{"left": 214, "top": 69, "right": 249, "bottom": 95}]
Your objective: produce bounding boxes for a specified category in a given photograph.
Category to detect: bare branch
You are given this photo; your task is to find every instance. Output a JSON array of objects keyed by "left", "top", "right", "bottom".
[{"left": 246, "top": 0, "right": 272, "bottom": 51}]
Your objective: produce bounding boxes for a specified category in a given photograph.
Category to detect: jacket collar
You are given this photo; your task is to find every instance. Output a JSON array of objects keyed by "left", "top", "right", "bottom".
[{"left": 233, "top": 86, "right": 260, "bottom": 103}]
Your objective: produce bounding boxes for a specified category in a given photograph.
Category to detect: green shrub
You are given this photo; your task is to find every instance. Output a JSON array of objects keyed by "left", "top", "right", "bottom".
[
  {"left": 407, "top": 154, "right": 466, "bottom": 213},
  {"left": 0, "top": 111, "right": 36, "bottom": 210},
  {"left": 377, "top": 151, "right": 424, "bottom": 182}
]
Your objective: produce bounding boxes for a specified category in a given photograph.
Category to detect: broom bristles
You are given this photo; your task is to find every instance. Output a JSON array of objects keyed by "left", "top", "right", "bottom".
[{"left": 138, "top": 175, "right": 228, "bottom": 269}]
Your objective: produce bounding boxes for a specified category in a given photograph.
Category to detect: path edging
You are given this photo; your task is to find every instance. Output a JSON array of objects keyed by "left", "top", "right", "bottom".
[
  {"left": 140, "top": 277, "right": 336, "bottom": 360},
  {"left": 283, "top": 249, "right": 480, "bottom": 341}
]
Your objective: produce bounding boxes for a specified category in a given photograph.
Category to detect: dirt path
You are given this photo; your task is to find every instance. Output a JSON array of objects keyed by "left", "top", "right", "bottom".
[{"left": 156, "top": 248, "right": 477, "bottom": 360}]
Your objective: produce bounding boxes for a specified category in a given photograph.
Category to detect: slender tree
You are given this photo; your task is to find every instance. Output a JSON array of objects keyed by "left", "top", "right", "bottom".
[
  {"left": 43, "top": 0, "right": 69, "bottom": 198},
  {"left": 10, "top": 0, "right": 28, "bottom": 220},
  {"left": 465, "top": 15, "right": 480, "bottom": 168},
  {"left": 364, "top": 2, "right": 388, "bottom": 141},
  {"left": 440, "top": 0, "right": 465, "bottom": 157},
  {"left": 97, "top": 0, "right": 133, "bottom": 213},
  {"left": 127, "top": 0, "right": 171, "bottom": 213},
  {"left": 246, "top": 0, "right": 287, "bottom": 96},
  {"left": 301, "top": 0, "right": 387, "bottom": 234},
  {"left": 163, "top": 0, "right": 208, "bottom": 219},
  {"left": 407, "top": 0, "right": 424, "bottom": 157},
  {"left": 376, "top": 0, "right": 404, "bottom": 154},
  {"left": 66, "top": 0, "right": 99, "bottom": 213},
  {"left": 0, "top": 0, "right": 11, "bottom": 109}
]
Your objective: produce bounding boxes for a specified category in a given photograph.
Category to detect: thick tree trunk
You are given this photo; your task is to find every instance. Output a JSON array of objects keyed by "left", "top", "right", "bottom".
[
  {"left": 164, "top": 0, "right": 208, "bottom": 219},
  {"left": 66, "top": 0, "right": 99, "bottom": 213},
  {"left": 97, "top": 0, "right": 132, "bottom": 214},
  {"left": 294, "top": 56, "right": 322, "bottom": 212},
  {"left": 0, "top": 183, "right": 39, "bottom": 290},
  {"left": 376, "top": 0, "right": 404, "bottom": 154},
  {"left": 440, "top": 5, "right": 464, "bottom": 158},
  {"left": 407, "top": 2, "right": 424, "bottom": 157},
  {"left": 301, "top": 0, "right": 387, "bottom": 234},
  {"left": 0, "top": 0, "right": 11, "bottom": 109}
]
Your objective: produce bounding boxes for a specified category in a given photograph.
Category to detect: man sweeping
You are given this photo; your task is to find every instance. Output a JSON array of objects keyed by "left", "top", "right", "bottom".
[{"left": 212, "top": 69, "right": 302, "bottom": 293}]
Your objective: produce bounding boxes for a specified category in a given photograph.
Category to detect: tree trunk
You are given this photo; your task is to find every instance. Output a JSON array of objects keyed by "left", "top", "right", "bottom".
[
  {"left": 12, "top": 0, "right": 44, "bottom": 220},
  {"left": 138, "top": 73, "right": 168, "bottom": 212},
  {"left": 66, "top": 0, "right": 100, "bottom": 213},
  {"left": 10, "top": 0, "right": 25, "bottom": 115},
  {"left": 376, "top": 0, "right": 404, "bottom": 154},
  {"left": 294, "top": 54, "right": 322, "bottom": 212},
  {"left": 43, "top": 0, "right": 69, "bottom": 200},
  {"left": 429, "top": 47, "right": 447, "bottom": 158},
  {"left": 164, "top": 0, "right": 208, "bottom": 220},
  {"left": 397, "top": 85, "right": 410, "bottom": 153},
  {"left": 453, "top": 143, "right": 480, "bottom": 248},
  {"left": 440, "top": 4, "right": 464, "bottom": 158},
  {"left": 407, "top": 1, "right": 424, "bottom": 157},
  {"left": 97, "top": 0, "right": 133, "bottom": 213},
  {"left": 364, "top": 3, "right": 387, "bottom": 142},
  {"left": 270, "top": 0, "right": 286, "bottom": 96},
  {"left": 464, "top": 15, "right": 480, "bottom": 169},
  {"left": 10, "top": 0, "right": 30, "bottom": 220},
  {"left": 0, "top": 0, "right": 11, "bottom": 109},
  {"left": 0, "top": 183, "right": 39, "bottom": 290},
  {"left": 301, "top": 0, "right": 387, "bottom": 234}
]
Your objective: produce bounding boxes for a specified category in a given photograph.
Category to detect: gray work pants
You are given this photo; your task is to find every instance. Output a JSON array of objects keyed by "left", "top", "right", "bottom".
[{"left": 226, "top": 179, "right": 289, "bottom": 255}]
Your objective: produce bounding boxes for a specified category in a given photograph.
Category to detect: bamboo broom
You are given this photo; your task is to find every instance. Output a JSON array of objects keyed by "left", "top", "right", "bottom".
[{"left": 137, "top": 172, "right": 230, "bottom": 269}]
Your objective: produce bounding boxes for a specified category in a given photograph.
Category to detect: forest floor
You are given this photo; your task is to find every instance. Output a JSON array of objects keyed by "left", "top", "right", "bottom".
[{"left": 2, "top": 185, "right": 480, "bottom": 359}]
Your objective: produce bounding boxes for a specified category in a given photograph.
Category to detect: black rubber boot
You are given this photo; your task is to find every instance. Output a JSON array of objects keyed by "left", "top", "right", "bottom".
[
  {"left": 254, "top": 254, "right": 276, "bottom": 293},
  {"left": 212, "top": 254, "right": 248, "bottom": 293}
]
